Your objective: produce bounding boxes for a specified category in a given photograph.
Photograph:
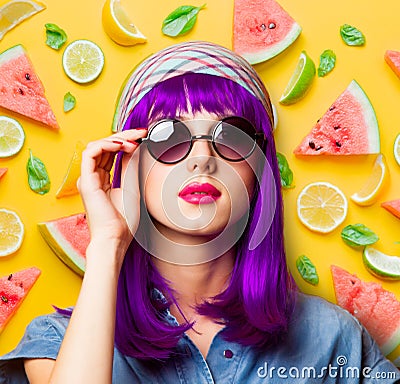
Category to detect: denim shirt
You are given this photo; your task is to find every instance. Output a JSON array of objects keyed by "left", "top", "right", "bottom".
[{"left": 0, "top": 293, "right": 399, "bottom": 383}]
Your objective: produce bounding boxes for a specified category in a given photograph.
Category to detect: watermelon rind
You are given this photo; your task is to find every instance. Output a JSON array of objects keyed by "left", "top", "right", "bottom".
[
  {"left": 381, "top": 328, "right": 400, "bottom": 356},
  {"left": 0, "top": 44, "right": 26, "bottom": 66},
  {"left": 347, "top": 80, "right": 380, "bottom": 154},
  {"left": 38, "top": 221, "right": 85, "bottom": 276},
  {"left": 241, "top": 23, "right": 302, "bottom": 65}
]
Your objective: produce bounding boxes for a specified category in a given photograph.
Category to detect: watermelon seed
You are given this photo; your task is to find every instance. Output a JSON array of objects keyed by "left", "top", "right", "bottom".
[
  {"left": 335, "top": 141, "right": 342, "bottom": 147},
  {"left": 7, "top": 274, "right": 12, "bottom": 281},
  {"left": 268, "top": 22, "right": 276, "bottom": 29},
  {"left": 1, "top": 295, "right": 8, "bottom": 303},
  {"left": 25, "top": 73, "right": 31, "bottom": 80},
  {"left": 333, "top": 125, "right": 340, "bottom": 130},
  {"left": 329, "top": 106, "right": 335, "bottom": 111},
  {"left": 258, "top": 24, "right": 266, "bottom": 31},
  {"left": 17, "top": 88, "right": 24, "bottom": 95},
  {"left": 315, "top": 146, "right": 323, "bottom": 151},
  {"left": 308, "top": 141, "right": 316, "bottom": 149}
]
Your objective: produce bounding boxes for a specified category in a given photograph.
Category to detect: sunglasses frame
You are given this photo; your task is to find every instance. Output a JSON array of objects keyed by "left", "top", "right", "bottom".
[{"left": 138, "top": 116, "right": 267, "bottom": 164}]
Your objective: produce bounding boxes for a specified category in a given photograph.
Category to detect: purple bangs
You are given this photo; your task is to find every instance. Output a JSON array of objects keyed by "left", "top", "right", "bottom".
[{"left": 113, "top": 73, "right": 297, "bottom": 360}]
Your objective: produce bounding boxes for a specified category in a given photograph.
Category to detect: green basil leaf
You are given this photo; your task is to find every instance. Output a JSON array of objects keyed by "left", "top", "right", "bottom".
[
  {"left": 276, "top": 152, "right": 294, "bottom": 189},
  {"left": 318, "top": 49, "right": 336, "bottom": 77},
  {"left": 341, "top": 223, "right": 379, "bottom": 248},
  {"left": 162, "top": 4, "right": 206, "bottom": 37},
  {"left": 27, "top": 150, "right": 51, "bottom": 195},
  {"left": 45, "top": 23, "right": 67, "bottom": 50},
  {"left": 340, "top": 24, "right": 365, "bottom": 46},
  {"left": 63, "top": 92, "right": 76, "bottom": 112},
  {"left": 296, "top": 255, "right": 319, "bottom": 285}
]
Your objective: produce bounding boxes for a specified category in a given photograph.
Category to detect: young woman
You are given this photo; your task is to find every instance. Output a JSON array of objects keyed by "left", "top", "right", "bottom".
[{"left": 1, "top": 41, "right": 398, "bottom": 383}]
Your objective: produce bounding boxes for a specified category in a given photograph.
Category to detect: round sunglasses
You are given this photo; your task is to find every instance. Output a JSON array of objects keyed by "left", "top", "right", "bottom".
[{"left": 137, "top": 116, "right": 266, "bottom": 164}]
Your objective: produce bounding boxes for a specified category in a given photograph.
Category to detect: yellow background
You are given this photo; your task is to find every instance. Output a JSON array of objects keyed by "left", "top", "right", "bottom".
[{"left": 0, "top": 0, "right": 399, "bottom": 363}]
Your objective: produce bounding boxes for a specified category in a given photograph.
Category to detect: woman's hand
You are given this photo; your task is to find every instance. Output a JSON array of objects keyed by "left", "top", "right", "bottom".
[{"left": 78, "top": 129, "right": 148, "bottom": 266}]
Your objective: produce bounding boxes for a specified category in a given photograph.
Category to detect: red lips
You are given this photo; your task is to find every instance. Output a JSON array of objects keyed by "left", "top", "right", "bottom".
[{"left": 178, "top": 182, "right": 221, "bottom": 204}]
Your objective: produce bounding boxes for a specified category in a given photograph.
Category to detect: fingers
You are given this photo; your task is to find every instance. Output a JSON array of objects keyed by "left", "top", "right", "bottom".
[{"left": 80, "top": 129, "right": 147, "bottom": 184}]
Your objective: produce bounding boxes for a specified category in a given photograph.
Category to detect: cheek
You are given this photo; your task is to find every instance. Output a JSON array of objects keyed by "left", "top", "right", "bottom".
[
  {"left": 219, "top": 163, "right": 256, "bottom": 224},
  {"left": 140, "top": 165, "right": 166, "bottom": 217}
]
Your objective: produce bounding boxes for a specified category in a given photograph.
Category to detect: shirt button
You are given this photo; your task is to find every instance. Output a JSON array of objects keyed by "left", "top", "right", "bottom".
[{"left": 223, "top": 349, "right": 233, "bottom": 359}]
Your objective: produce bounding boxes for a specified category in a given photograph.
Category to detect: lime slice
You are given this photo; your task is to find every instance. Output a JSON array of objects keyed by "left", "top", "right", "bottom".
[
  {"left": 394, "top": 133, "right": 400, "bottom": 166},
  {"left": 363, "top": 246, "right": 400, "bottom": 280},
  {"left": 297, "top": 181, "right": 348, "bottom": 233},
  {"left": 279, "top": 50, "right": 316, "bottom": 105},
  {"left": 0, "top": 116, "right": 25, "bottom": 158},
  {"left": 102, "top": 0, "right": 147, "bottom": 46},
  {"left": 0, "top": 208, "right": 24, "bottom": 257},
  {"left": 62, "top": 40, "right": 105, "bottom": 84}
]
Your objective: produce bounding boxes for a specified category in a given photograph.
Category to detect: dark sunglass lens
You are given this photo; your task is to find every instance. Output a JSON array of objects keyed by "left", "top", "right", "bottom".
[
  {"left": 214, "top": 117, "right": 256, "bottom": 160},
  {"left": 148, "top": 120, "right": 191, "bottom": 163}
]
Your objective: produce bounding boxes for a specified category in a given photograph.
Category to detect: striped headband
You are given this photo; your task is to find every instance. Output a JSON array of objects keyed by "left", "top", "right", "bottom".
[{"left": 114, "top": 41, "right": 273, "bottom": 132}]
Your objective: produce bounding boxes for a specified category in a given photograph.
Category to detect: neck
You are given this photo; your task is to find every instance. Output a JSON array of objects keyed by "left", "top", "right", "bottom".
[
  {"left": 146, "top": 220, "right": 236, "bottom": 322},
  {"left": 152, "top": 249, "right": 234, "bottom": 323}
]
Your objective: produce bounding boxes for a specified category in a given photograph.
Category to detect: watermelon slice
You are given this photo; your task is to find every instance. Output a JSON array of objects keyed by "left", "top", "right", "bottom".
[
  {"left": 0, "top": 45, "right": 59, "bottom": 130},
  {"left": 38, "top": 213, "right": 89, "bottom": 276},
  {"left": 381, "top": 199, "right": 400, "bottom": 219},
  {"left": 331, "top": 265, "right": 400, "bottom": 355},
  {"left": 385, "top": 50, "right": 400, "bottom": 79},
  {"left": 294, "top": 80, "right": 380, "bottom": 155},
  {"left": 233, "top": 0, "right": 301, "bottom": 64},
  {"left": 0, "top": 267, "right": 41, "bottom": 333}
]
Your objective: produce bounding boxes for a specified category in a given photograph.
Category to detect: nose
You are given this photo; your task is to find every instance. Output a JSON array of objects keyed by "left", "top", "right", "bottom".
[{"left": 186, "top": 138, "right": 217, "bottom": 173}]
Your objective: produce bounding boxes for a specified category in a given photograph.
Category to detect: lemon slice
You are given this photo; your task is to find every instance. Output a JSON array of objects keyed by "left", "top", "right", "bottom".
[
  {"left": 394, "top": 133, "right": 400, "bottom": 166},
  {"left": 297, "top": 181, "right": 348, "bottom": 233},
  {"left": 363, "top": 247, "right": 400, "bottom": 280},
  {"left": 350, "top": 154, "right": 388, "bottom": 206},
  {"left": 0, "top": 0, "right": 45, "bottom": 41},
  {"left": 62, "top": 40, "right": 105, "bottom": 84},
  {"left": 0, "top": 116, "right": 25, "bottom": 158},
  {"left": 56, "top": 141, "right": 84, "bottom": 198},
  {"left": 102, "top": 0, "right": 147, "bottom": 46},
  {"left": 279, "top": 50, "right": 316, "bottom": 105},
  {"left": 0, "top": 208, "right": 24, "bottom": 257}
]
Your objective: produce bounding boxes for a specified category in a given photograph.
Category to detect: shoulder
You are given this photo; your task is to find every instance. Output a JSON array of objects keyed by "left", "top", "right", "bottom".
[
  {"left": 0, "top": 310, "right": 71, "bottom": 383},
  {"left": 287, "top": 292, "right": 366, "bottom": 350},
  {"left": 292, "top": 291, "right": 361, "bottom": 329},
  {"left": 2, "top": 310, "right": 71, "bottom": 361},
  {"left": 289, "top": 292, "right": 399, "bottom": 377}
]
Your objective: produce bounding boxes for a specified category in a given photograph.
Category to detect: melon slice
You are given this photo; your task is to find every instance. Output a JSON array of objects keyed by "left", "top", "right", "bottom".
[
  {"left": 0, "top": 44, "right": 59, "bottom": 129},
  {"left": 294, "top": 80, "right": 380, "bottom": 155},
  {"left": 385, "top": 50, "right": 400, "bottom": 79},
  {"left": 331, "top": 265, "right": 400, "bottom": 355},
  {"left": 0, "top": 267, "right": 41, "bottom": 333},
  {"left": 38, "top": 213, "right": 89, "bottom": 276},
  {"left": 233, "top": 0, "right": 301, "bottom": 64},
  {"left": 381, "top": 199, "right": 400, "bottom": 219}
]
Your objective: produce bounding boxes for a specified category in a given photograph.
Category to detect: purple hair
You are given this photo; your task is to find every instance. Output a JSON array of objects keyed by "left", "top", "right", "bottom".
[{"left": 112, "top": 73, "right": 297, "bottom": 360}]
